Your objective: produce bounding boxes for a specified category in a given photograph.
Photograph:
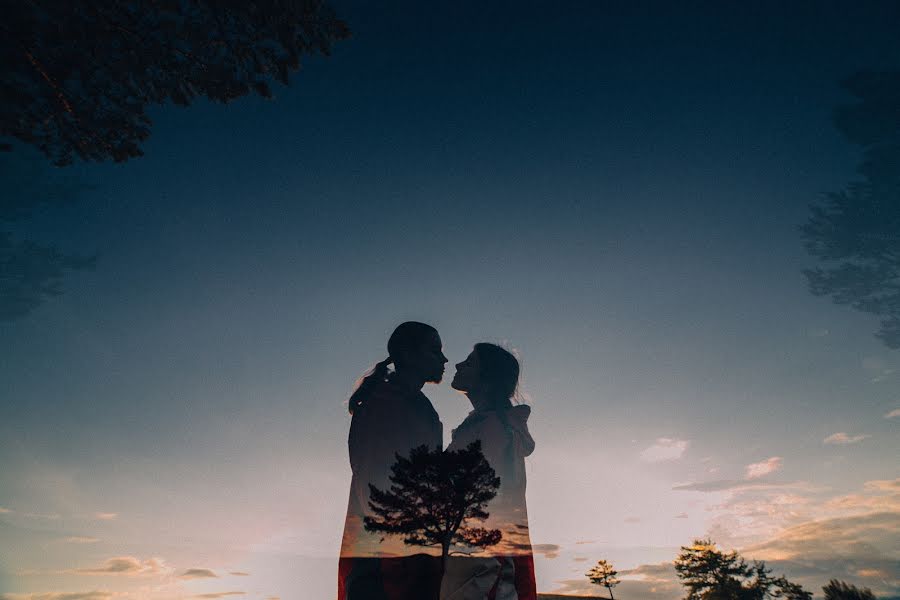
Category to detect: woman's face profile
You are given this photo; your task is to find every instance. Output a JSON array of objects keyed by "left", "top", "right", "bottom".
[{"left": 451, "top": 350, "right": 479, "bottom": 393}]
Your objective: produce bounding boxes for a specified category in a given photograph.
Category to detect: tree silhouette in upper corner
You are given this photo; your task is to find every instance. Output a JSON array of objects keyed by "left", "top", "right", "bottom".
[
  {"left": 823, "top": 580, "right": 875, "bottom": 600},
  {"left": 364, "top": 441, "right": 502, "bottom": 576},
  {"left": 587, "top": 559, "right": 620, "bottom": 600},
  {"left": 675, "top": 539, "right": 811, "bottom": 600},
  {"left": 1, "top": 0, "right": 350, "bottom": 166},
  {"left": 801, "top": 71, "right": 900, "bottom": 349}
]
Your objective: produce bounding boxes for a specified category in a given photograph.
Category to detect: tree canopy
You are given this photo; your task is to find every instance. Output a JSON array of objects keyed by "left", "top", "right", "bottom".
[
  {"left": 802, "top": 71, "right": 900, "bottom": 348},
  {"left": 587, "top": 559, "right": 621, "bottom": 600},
  {"left": 364, "top": 441, "right": 502, "bottom": 574},
  {"left": 674, "top": 539, "right": 812, "bottom": 600},
  {"left": 822, "top": 580, "right": 876, "bottom": 600},
  {"left": 1, "top": 0, "right": 349, "bottom": 165}
]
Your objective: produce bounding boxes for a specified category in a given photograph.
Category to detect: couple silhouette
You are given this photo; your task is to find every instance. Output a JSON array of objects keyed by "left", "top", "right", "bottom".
[{"left": 338, "top": 322, "right": 537, "bottom": 600}]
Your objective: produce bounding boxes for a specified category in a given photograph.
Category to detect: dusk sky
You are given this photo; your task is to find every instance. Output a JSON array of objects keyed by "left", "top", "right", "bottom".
[{"left": 1, "top": 2, "right": 899, "bottom": 600}]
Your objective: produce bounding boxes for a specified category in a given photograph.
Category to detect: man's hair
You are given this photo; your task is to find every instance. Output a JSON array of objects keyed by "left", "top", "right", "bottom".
[{"left": 348, "top": 321, "right": 438, "bottom": 414}]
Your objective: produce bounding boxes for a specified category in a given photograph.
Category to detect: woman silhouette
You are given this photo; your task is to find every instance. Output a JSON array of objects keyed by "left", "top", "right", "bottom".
[{"left": 441, "top": 343, "right": 537, "bottom": 600}]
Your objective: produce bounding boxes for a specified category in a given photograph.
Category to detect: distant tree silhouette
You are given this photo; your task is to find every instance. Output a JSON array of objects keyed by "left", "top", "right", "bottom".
[
  {"left": 364, "top": 441, "right": 502, "bottom": 576},
  {"left": 801, "top": 71, "right": 900, "bottom": 348},
  {"left": 1, "top": 0, "right": 349, "bottom": 165},
  {"left": 587, "top": 559, "right": 620, "bottom": 600},
  {"left": 675, "top": 539, "right": 811, "bottom": 600},
  {"left": 822, "top": 580, "right": 876, "bottom": 600}
]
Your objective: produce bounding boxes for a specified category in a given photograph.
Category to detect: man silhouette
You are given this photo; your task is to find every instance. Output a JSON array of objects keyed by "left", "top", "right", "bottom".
[{"left": 338, "top": 322, "right": 448, "bottom": 600}]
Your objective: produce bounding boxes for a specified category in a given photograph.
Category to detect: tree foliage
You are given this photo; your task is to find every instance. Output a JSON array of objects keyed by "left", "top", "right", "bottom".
[
  {"left": 802, "top": 71, "right": 900, "bottom": 348},
  {"left": 822, "top": 580, "right": 876, "bottom": 600},
  {"left": 363, "top": 441, "right": 502, "bottom": 574},
  {"left": 675, "top": 539, "right": 811, "bottom": 600},
  {"left": 587, "top": 559, "right": 621, "bottom": 600},
  {"left": 0, "top": 0, "right": 350, "bottom": 165}
]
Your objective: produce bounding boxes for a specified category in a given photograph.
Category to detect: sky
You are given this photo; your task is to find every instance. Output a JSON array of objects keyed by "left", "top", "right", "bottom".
[{"left": 1, "top": 2, "right": 899, "bottom": 599}]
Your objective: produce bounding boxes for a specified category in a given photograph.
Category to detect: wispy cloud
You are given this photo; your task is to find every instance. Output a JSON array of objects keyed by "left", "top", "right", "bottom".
[
  {"left": 823, "top": 432, "right": 870, "bottom": 445},
  {"left": 0, "top": 506, "right": 11, "bottom": 514},
  {"left": 531, "top": 543, "right": 560, "bottom": 559},
  {"left": 621, "top": 562, "right": 678, "bottom": 583},
  {"left": 228, "top": 572, "right": 249, "bottom": 577},
  {"left": 884, "top": 408, "right": 900, "bottom": 419},
  {"left": 741, "top": 511, "right": 900, "bottom": 574},
  {"left": 179, "top": 569, "right": 217, "bottom": 579},
  {"left": 60, "top": 537, "right": 100, "bottom": 544},
  {"left": 823, "top": 484, "right": 900, "bottom": 514},
  {"left": 0, "top": 593, "right": 113, "bottom": 600},
  {"left": 640, "top": 438, "right": 689, "bottom": 462},
  {"left": 673, "top": 479, "right": 806, "bottom": 492},
  {"left": 76, "top": 557, "right": 163, "bottom": 576},
  {"left": 192, "top": 593, "right": 244, "bottom": 599},
  {"left": 856, "top": 568, "right": 889, "bottom": 578},
  {"left": 674, "top": 512, "right": 689, "bottom": 519},
  {"left": 745, "top": 457, "right": 782, "bottom": 479},
  {"left": 863, "top": 478, "right": 900, "bottom": 492},
  {"left": 92, "top": 513, "right": 117, "bottom": 521}
]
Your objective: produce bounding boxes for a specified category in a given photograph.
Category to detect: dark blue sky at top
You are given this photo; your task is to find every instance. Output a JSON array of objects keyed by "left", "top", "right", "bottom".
[{"left": 3, "top": 1, "right": 900, "bottom": 485}]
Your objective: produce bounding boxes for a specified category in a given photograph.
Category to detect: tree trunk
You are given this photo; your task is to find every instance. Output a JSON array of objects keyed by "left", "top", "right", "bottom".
[
  {"left": 608, "top": 586, "right": 615, "bottom": 600},
  {"left": 441, "top": 541, "right": 449, "bottom": 577}
]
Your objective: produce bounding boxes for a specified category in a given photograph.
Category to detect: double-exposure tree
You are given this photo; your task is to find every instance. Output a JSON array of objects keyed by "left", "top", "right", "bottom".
[
  {"left": 801, "top": 71, "right": 900, "bottom": 348},
  {"left": 1, "top": 0, "right": 350, "bottom": 165},
  {"left": 364, "top": 441, "right": 502, "bottom": 576},
  {"left": 587, "top": 559, "right": 620, "bottom": 600}
]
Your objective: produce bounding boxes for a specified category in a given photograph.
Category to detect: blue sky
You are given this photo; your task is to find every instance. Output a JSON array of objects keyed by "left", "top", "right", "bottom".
[{"left": 1, "top": 2, "right": 899, "bottom": 599}]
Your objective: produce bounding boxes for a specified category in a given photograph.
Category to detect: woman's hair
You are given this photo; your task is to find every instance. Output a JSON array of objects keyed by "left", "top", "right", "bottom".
[
  {"left": 348, "top": 321, "right": 438, "bottom": 414},
  {"left": 473, "top": 342, "right": 519, "bottom": 408}
]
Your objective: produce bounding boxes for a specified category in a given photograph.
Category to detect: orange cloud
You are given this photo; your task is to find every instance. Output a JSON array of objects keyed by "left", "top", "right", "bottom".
[
  {"left": 76, "top": 557, "right": 163, "bottom": 576},
  {"left": 823, "top": 432, "right": 870, "bottom": 445},
  {"left": 179, "top": 569, "right": 217, "bottom": 579}
]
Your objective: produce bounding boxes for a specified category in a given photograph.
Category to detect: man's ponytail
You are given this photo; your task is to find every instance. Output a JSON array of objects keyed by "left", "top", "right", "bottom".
[{"left": 348, "top": 357, "right": 393, "bottom": 414}]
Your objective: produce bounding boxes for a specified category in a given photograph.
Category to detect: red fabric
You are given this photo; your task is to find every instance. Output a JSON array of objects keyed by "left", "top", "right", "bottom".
[{"left": 512, "top": 555, "right": 538, "bottom": 600}]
